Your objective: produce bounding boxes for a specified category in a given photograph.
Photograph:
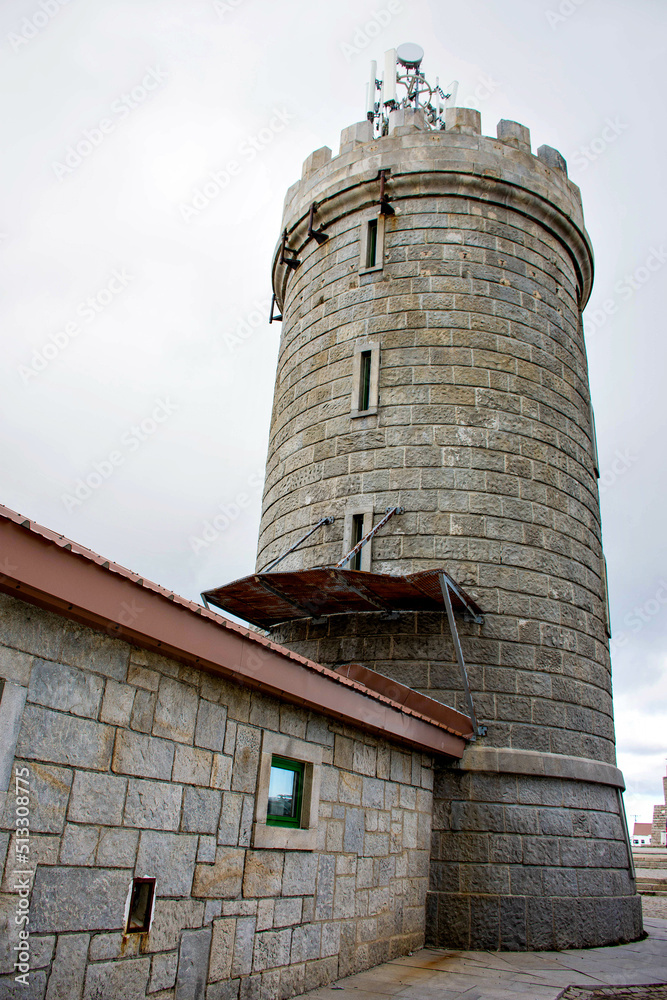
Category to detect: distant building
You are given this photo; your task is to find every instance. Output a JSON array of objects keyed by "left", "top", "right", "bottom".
[
  {"left": 652, "top": 766, "right": 667, "bottom": 846},
  {"left": 632, "top": 822, "right": 652, "bottom": 846}
]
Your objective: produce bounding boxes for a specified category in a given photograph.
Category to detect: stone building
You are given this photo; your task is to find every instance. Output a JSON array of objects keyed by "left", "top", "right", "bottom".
[
  {"left": 651, "top": 767, "right": 667, "bottom": 847},
  {"left": 0, "top": 47, "right": 642, "bottom": 1000},
  {"left": 207, "top": 49, "right": 642, "bottom": 951}
]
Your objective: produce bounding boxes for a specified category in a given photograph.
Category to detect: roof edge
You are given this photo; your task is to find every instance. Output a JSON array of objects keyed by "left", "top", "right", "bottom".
[{"left": 0, "top": 505, "right": 472, "bottom": 756}]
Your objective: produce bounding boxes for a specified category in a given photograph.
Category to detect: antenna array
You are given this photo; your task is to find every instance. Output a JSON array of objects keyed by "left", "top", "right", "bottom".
[{"left": 366, "top": 44, "right": 458, "bottom": 137}]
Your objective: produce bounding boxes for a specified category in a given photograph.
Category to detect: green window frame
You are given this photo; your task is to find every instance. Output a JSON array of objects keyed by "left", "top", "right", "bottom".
[
  {"left": 366, "top": 219, "right": 378, "bottom": 268},
  {"left": 266, "top": 756, "right": 305, "bottom": 828}
]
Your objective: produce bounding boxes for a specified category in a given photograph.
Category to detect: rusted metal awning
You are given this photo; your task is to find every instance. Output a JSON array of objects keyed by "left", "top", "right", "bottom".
[{"left": 202, "top": 567, "right": 483, "bottom": 631}]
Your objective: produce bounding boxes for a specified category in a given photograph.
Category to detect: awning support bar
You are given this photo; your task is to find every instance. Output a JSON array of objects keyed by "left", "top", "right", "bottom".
[
  {"left": 334, "top": 506, "right": 404, "bottom": 569},
  {"left": 439, "top": 571, "right": 484, "bottom": 738},
  {"left": 261, "top": 516, "right": 334, "bottom": 574}
]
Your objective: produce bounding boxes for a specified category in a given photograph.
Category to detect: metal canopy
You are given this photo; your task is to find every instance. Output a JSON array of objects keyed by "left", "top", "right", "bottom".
[{"left": 202, "top": 567, "right": 483, "bottom": 631}]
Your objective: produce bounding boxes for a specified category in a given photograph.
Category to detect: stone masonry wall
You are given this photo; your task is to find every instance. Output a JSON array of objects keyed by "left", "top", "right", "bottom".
[{"left": 0, "top": 592, "right": 432, "bottom": 999}]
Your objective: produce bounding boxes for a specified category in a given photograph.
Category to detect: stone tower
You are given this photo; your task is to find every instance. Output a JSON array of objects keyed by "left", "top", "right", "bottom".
[{"left": 255, "top": 53, "right": 642, "bottom": 950}]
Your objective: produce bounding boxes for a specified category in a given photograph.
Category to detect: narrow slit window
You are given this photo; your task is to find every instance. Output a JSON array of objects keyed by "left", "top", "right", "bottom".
[
  {"left": 126, "top": 878, "right": 155, "bottom": 934},
  {"left": 359, "top": 351, "right": 372, "bottom": 412},
  {"left": 266, "top": 756, "right": 305, "bottom": 828},
  {"left": 366, "top": 219, "right": 378, "bottom": 268},
  {"left": 350, "top": 513, "right": 365, "bottom": 571}
]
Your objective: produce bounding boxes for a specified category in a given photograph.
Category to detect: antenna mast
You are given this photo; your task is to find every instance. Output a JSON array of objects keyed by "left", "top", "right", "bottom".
[{"left": 366, "top": 43, "right": 458, "bottom": 137}]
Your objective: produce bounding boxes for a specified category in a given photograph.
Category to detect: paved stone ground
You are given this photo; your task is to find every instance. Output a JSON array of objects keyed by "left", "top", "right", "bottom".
[{"left": 297, "top": 917, "right": 667, "bottom": 1000}]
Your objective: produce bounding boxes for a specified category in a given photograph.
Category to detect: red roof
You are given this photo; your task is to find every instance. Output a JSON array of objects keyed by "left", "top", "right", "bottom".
[{"left": 633, "top": 823, "right": 652, "bottom": 835}]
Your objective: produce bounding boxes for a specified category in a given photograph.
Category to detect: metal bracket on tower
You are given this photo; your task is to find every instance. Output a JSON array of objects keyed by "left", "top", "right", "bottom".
[
  {"left": 280, "top": 229, "right": 301, "bottom": 270},
  {"left": 260, "top": 516, "right": 334, "bottom": 573},
  {"left": 335, "top": 506, "right": 404, "bottom": 570},
  {"left": 269, "top": 293, "right": 282, "bottom": 324},
  {"left": 307, "top": 202, "right": 329, "bottom": 245},
  {"left": 439, "top": 571, "right": 485, "bottom": 739},
  {"left": 379, "top": 170, "right": 395, "bottom": 216}
]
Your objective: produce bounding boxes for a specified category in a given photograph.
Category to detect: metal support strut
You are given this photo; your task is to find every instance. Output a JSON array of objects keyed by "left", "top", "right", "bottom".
[
  {"left": 439, "top": 571, "right": 484, "bottom": 738},
  {"left": 379, "top": 170, "right": 395, "bottom": 216},
  {"left": 280, "top": 229, "right": 301, "bottom": 270},
  {"left": 307, "top": 201, "right": 329, "bottom": 244},
  {"left": 269, "top": 293, "right": 282, "bottom": 324},
  {"left": 261, "top": 516, "right": 334, "bottom": 573},
  {"left": 335, "top": 506, "right": 404, "bottom": 569}
]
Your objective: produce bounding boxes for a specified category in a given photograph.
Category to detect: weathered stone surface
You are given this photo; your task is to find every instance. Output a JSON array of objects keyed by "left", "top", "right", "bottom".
[
  {"left": 198, "top": 835, "right": 217, "bottom": 862},
  {"left": 30, "top": 867, "right": 131, "bottom": 933},
  {"left": 124, "top": 778, "right": 183, "bottom": 831},
  {"left": 96, "top": 827, "right": 139, "bottom": 867},
  {"left": 291, "top": 923, "right": 321, "bottom": 963},
  {"left": 59, "top": 823, "right": 99, "bottom": 865},
  {"left": 82, "top": 957, "right": 151, "bottom": 1000},
  {"left": 173, "top": 744, "right": 213, "bottom": 786},
  {"left": 192, "top": 848, "right": 245, "bottom": 899},
  {"left": 274, "top": 896, "right": 302, "bottom": 927},
  {"left": 231, "top": 916, "right": 256, "bottom": 977},
  {"left": 112, "top": 730, "right": 174, "bottom": 780},
  {"left": 209, "top": 917, "right": 236, "bottom": 982},
  {"left": 100, "top": 679, "right": 135, "bottom": 727},
  {"left": 182, "top": 786, "right": 222, "bottom": 834},
  {"left": 175, "top": 926, "right": 212, "bottom": 1000},
  {"left": 243, "top": 851, "right": 284, "bottom": 897},
  {"left": 217, "top": 791, "right": 242, "bottom": 846},
  {"left": 0, "top": 970, "right": 48, "bottom": 999},
  {"left": 130, "top": 688, "right": 156, "bottom": 732},
  {"left": 149, "top": 949, "right": 178, "bottom": 992},
  {"left": 146, "top": 899, "right": 205, "bottom": 952},
  {"left": 68, "top": 771, "right": 127, "bottom": 825},
  {"left": 282, "top": 852, "right": 317, "bottom": 896},
  {"left": 45, "top": 932, "right": 88, "bottom": 1000},
  {"left": 16, "top": 706, "right": 114, "bottom": 770},
  {"left": 0, "top": 643, "right": 33, "bottom": 686},
  {"left": 252, "top": 928, "right": 291, "bottom": 972},
  {"left": 1, "top": 761, "right": 72, "bottom": 833},
  {"left": 28, "top": 659, "right": 103, "bottom": 719},
  {"left": 231, "top": 726, "right": 260, "bottom": 793},
  {"left": 153, "top": 677, "right": 199, "bottom": 744},
  {"left": 195, "top": 700, "right": 227, "bottom": 752},
  {"left": 136, "top": 831, "right": 198, "bottom": 896},
  {"left": 210, "top": 753, "right": 233, "bottom": 790},
  {"left": 0, "top": 594, "right": 62, "bottom": 661},
  {"left": 59, "top": 622, "right": 129, "bottom": 681}
]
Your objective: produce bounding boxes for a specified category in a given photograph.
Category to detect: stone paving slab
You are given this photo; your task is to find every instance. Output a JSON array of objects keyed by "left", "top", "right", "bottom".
[{"left": 297, "top": 919, "right": 667, "bottom": 1000}]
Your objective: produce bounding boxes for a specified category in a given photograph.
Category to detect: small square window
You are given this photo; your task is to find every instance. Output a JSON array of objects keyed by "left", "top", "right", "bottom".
[
  {"left": 126, "top": 878, "right": 155, "bottom": 934},
  {"left": 267, "top": 757, "right": 305, "bottom": 828}
]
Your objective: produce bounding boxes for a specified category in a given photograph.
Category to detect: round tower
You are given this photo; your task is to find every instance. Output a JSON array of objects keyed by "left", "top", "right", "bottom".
[{"left": 256, "top": 62, "right": 641, "bottom": 950}]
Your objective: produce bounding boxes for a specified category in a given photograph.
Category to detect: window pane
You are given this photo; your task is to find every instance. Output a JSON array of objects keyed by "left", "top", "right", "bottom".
[{"left": 268, "top": 764, "right": 298, "bottom": 818}]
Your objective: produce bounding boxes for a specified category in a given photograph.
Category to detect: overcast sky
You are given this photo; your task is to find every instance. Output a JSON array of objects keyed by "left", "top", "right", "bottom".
[{"left": 1, "top": 0, "right": 665, "bottom": 823}]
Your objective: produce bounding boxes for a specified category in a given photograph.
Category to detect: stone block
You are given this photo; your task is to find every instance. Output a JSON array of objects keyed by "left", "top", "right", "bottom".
[
  {"left": 136, "top": 831, "right": 198, "bottom": 896},
  {"left": 125, "top": 778, "right": 182, "bottom": 831},
  {"left": 45, "top": 932, "right": 88, "bottom": 1000},
  {"left": 231, "top": 726, "right": 260, "bottom": 793},
  {"left": 30, "top": 935, "right": 55, "bottom": 970},
  {"left": 538, "top": 144, "right": 568, "bottom": 174},
  {"left": 243, "top": 851, "right": 284, "bottom": 897},
  {"left": 31, "top": 867, "right": 131, "bottom": 933},
  {"left": 83, "top": 958, "right": 151, "bottom": 1000},
  {"left": 210, "top": 754, "right": 232, "bottom": 790},
  {"left": 273, "top": 896, "right": 301, "bottom": 927},
  {"left": 89, "top": 932, "right": 129, "bottom": 961},
  {"left": 314, "top": 855, "right": 335, "bottom": 921},
  {"left": 96, "top": 827, "right": 139, "bottom": 867},
  {"left": 127, "top": 663, "right": 161, "bottom": 690},
  {"left": 231, "top": 916, "right": 256, "bottom": 977},
  {"left": 130, "top": 688, "right": 156, "bottom": 732},
  {"left": 146, "top": 899, "right": 205, "bottom": 952},
  {"left": 100, "top": 679, "right": 135, "bottom": 727},
  {"left": 16, "top": 706, "right": 114, "bottom": 771},
  {"left": 302, "top": 146, "right": 331, "bottom": 180},
  {"left": 291, "top": 923, "right": 321, "bottom": 963},
  {"left": 59, "top": 622, "right": 129, "bottom": 681},
  {"left": 192, "top": 847, "right": 245, "bottom": 898},
  {"left": 445, "top": 107, "right": 481, "bottom": 135},
  {"left": 207, "top": 982, "right": 241, "bottom": 1000},
  {"left": 150, "top": 950, "right": 178, "bottom": 992},
  {"left": 210, "top": 917, "right": 236, "bottom": 982},
  {"left": 282, "top": 852, "right": 317, "bottom": 896},
  {"left": 68, "top": 771, "right": 127, "bottom": 825},
  {"left": 154, "top": 678, "right": 199, "bottom": 744},
  {"left": 343, "top": 808, "right": 364, "bottom": 853},
  {"left": 1, "top": 761, "right": 72, "bottom": 834},
  {"left": 112, "top": 730, "right": 175, "bottom": 780},
  {"left": 0, "top": 644, "right": 33, "bottom": 686},
  {"left": 173, "top": 744, "right": 213, "bottom": 786},
  {"left": 182, "top": 787, "right": 222, "bottom": 834},
  {"left": 195, "top": 701, "right": 227, "bottom": 753},
  {"left": 496, "top": 119, "right": 531, "bottom": 152},
  {"left": 59, "top": 823, "right": 98, "bottom": 865},
  {"left": 252, "top": 928, "right": 291, "bottom": 972},
  {"left": 28, "top": 659, "right": 103, "bottom": 719},
  {"left": 339, "top": 119, "right": 373, "bottom": 152},
  {"left": 176, "top": 926, "right": 211, "bottom": 1000},
  {"left": 217, "top": 791, "right": 242, "bottom": 845},
  {"left": 0, "top": 969, "right": 47, "bottom": 998},
  {"left": 0, "top": 595, "right": 61, "bottom": 661},
  {"left": 198, "top": 835, "right": 217, "bottom": 862}
]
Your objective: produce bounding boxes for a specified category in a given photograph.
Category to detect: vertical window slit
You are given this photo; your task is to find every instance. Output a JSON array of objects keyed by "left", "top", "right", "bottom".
[
  {"left": 366, "top": 219, "right": 378, "bottom": 268},
  {"left": 359, "top": 351, "right": 372, "bottom": 412},
  {"left": 351, "top": 513, "right": 365, "bottom": 571}
]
